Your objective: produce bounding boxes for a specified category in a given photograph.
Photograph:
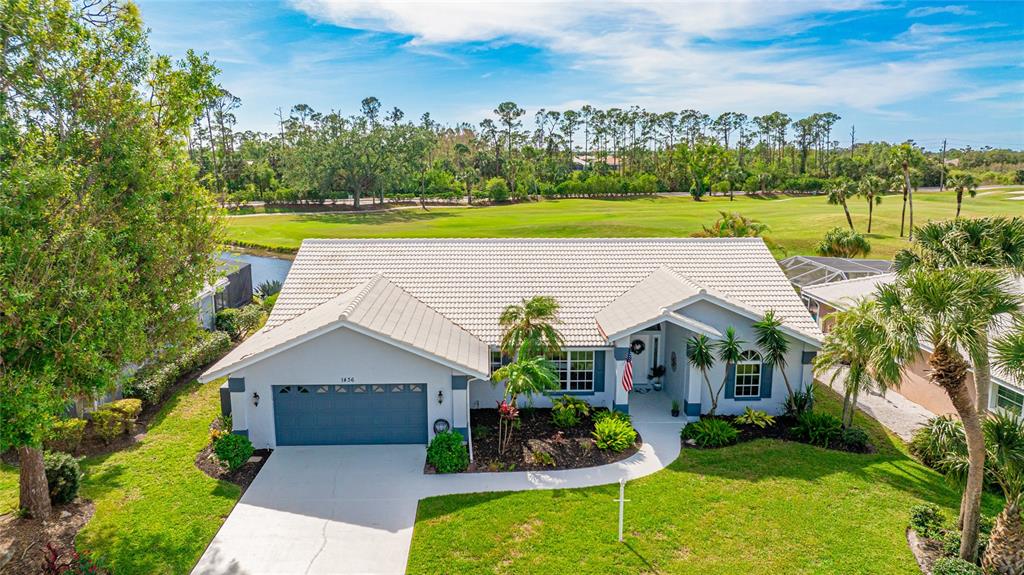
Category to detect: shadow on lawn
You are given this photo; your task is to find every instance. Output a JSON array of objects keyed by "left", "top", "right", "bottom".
[{"left": 299, "top": 209, "right": 457, "bottom": 226}]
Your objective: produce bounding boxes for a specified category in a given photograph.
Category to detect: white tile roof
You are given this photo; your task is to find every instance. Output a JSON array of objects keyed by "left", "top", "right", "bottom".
[
  {"left": 595, "top": 266, "right": 702, "bottom": 339},
  {"left": 266, "top": 238, "right": 821, "bottom": 347},
  {"left": 801, "top": 273, "right": 899, "bottom": 309},
  {"left": 201, "top": 274, "right": 490, "bottom": 381}
]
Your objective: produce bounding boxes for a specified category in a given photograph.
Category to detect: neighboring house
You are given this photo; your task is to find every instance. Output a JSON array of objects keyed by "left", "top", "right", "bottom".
[
  {"left": 200, "top": 238, "right": 822, "bottom": 449},
  {"left": 780, "top": 255, "right": 893, "bottom": 291},
  {"left": 193, "top": 258, "right": 253, "bottom": 330},
  {"left": 572, "top": 154, "right": 621, "bottom": 171},
  {"left": 801, "top": 273, "right": 1024, "bottom": 419}
]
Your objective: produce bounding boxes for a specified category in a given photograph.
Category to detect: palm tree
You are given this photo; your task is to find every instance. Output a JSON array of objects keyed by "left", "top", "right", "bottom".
[
  {"left": 499, "top": 296, "right": 564, "bottom": 360},
  {"left": 753, "top": 310, "right": 793, "bottom": 397},
  {"left": 715, "top": 327, "right": 744, "bottom": 409},
  {"left": 491, "top": 356, "right": 559, "bottom": 452},
  {"left": 876, "top": 267, "right": 1020, "bottom": 562},
  {"left": 813, "top": 299, "right": 901, "bottom": 428},
  {"left": 944, "top": 412, "right": 1024, "bottom": 574},
  {"left": 893, "top": 217, "right": 1024, "bottom": 420},
  {"left": 826, "top": 177, "right": 857, "bottom": 230},
  {"left": 687, "top": 334, "right": 717, "bottom": 414},
  {"left": 692, "top": 211, "right": 768, "bottom": 238},
  {"left": 995, "top": 324, "right": 1024, "bottom": 383},
  {"left": 948, "top": 172, "right": 979, "bottom": 219},
  {"left": 891, "top": 143, "right": 917, "bottom": 238},
  {"left": 816, "top": 227, "right": 871, "bottom": 258},
  {"left": 858, "top": 175, "right": 885, "bottom": 233}
]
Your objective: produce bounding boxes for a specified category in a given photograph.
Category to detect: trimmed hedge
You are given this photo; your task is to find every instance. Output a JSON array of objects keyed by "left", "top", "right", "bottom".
[
  {"left": 44, "top": 418, "right": 87, "bottom": 453},
  {"left": 214, "top": 433, "right": 255, "bottom": 470},
  {"left": 216, "top": 304, "right": 267, "bottom": 340},
  {"left": 43, "top": 451, "right": 81, "bottom": 505},
  {"left": 124, "top": 331, "right": 232, "bottom": 405}
]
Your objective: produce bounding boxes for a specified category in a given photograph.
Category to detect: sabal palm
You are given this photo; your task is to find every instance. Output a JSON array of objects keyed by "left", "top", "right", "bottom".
[
  {"left": 948, "top": 172, "right": 978, "bottom": 219},
  {"left": 687, "top": 334, "right": 717, "bottom": 414},
  {"left": 875, "top": 266, "right": 1020, "bottom": 562},
  {"left": 752, "top": 310, "right": 793, "bottom": 397},
  {"left": 826, "top": 177, "right": 857, "bottom": 231},
  {"left": 816, "top": 227, "right": 871, "bottom": 258},
  {"left": 693, "top": 211, "right": 768, "bottom": 238},
  {"left": 814, "top": 299, "right": 901, "bottom": 428},
  {"left": 943, "top": 412, "right": 1024, "bottom": 574},
  {"left": 858, "top": 175, "right": 885, "bottom": 233},
  {"left": 499, "top": 296, "right": 564, "bottom": 359},
  {"left": 995, "top": 325, "right": 1024, "bottom": 383},
  {"left": 716, "top": 327, "right": 744, "bottom": 405}
]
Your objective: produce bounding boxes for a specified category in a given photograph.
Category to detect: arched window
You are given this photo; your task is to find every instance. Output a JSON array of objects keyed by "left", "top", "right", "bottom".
[{"left": 735, "top": 350, "right": 762, "bottom": 398}]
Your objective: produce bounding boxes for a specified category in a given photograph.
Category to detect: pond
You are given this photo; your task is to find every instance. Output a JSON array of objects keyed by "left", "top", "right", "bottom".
[{"left": 220, "top": 250, "right": 293, "bottom": 291}]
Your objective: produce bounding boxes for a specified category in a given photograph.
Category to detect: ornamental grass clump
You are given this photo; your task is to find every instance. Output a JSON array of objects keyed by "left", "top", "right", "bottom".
[
  {"left": 592, "top": 417, "right": 637, "bottom": 452},
  {"left": 681, "top": 418, "right": 739, "bottom": 448}
]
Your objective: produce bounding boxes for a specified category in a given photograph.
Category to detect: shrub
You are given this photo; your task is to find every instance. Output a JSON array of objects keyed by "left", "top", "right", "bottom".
[
  {"left": 261, "top": 292, "right": 280, "bottom": 312},
  {"left": 791, "top": 411, "right": 842, "bottom": 448},
  {"left": 43, "top": 451, "right": 81, "bottom": 505},
  {"left": 44, "top": 418, "right": 87, "bottom": 453},
  {"left": 214, "top": 433, "right": 255, "bottom": 471},
  {"left": 484, "top": 177, "right": 509, "bottom": 202},
  {"left": 42, "top": 543, "right": 110, "bottom": 575},
  {"left": 681, "top": 418, "right": 739, "bottom": 448},
  {"left": 426, "top": 431, "right": 469, "bottom": 473},
  {"left": 909, "top": 503, "right": 944, "bottom": 539},
  {"left": 592, "top": 417, "right": 637, "bottom": 452},
  {"left": 471, "top": 424, "right": 491, "bottom": 440},
  {"left": 593, "top": 409, "right": 631, "bottom": 425},
  {"left": 89, "top": 409, "right": 126, "bottom": 444},
  {"left": 784, "top": 383, "right": 815, "bottom": 416},
  {"left": 552, "top": 395, "right": 590, "bottom": 428},
  {"left": 105, "top": 398, "right": 142, "bottom": 425},
  {"left": 531, "top": 450, "right": 556, "bottom": 467},
  {"left": 909, "top": 415, "right": 965, "bottom": 470},
  {"left": 931, "top": 557, "right": 982, "bottom": 575},
  {"left": 124, "top": 330, "right": 232, "bottom": 404},
  {"left": 551, "top": 408, "right": 580, "bottom": 429},
  {"left": 256, "top": 279, "right": 282, "bottom": 298},
  {"left": 733, "top": 407, "right": 775, "bottom": 429},
  {"left": 840, "top": 427, "right": 870, "bottom": 452},
  {"left": 217, "top": 303, "right": 267, "bottom": 340}
]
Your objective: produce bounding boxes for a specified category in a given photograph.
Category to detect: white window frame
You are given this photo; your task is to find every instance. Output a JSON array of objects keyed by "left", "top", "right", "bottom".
[
  {"left": 734, "top": 350, "right": 762, "bottom": 398},
  {"left": 490, "top": 349, "right": 503, "bottom": 376},
  {"left": 995, "top": 383, "right": 1023, "bottom": 418},
  {"left": 546, "top": 350, "right": 595, "bottom": 392}
]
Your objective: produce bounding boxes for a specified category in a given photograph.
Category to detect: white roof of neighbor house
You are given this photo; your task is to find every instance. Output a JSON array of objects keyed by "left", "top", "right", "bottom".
[
  {"left": 801, "top": 273, "right": 898, "bottom": 309},
  {"left": 266, "top": 238, "right": 821, "bottom": 348},
  {"left": 201, "top": 274, "right": 491, "bottom": 381}
]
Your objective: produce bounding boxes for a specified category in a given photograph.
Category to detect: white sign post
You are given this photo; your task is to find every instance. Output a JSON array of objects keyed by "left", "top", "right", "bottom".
[{"left": 614, "top": 478, "right": 629, "bottom": 542}]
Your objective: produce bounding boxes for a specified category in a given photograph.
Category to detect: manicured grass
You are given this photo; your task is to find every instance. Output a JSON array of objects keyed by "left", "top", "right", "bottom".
[
  {"left": 406, "top": 387, "right": 1001, "bottom": 575},
  {"left": 225, "top": 188, "right": 1022, "bottom": 259},
  {"left": 0, "top": 463, "right": 18, "bottom": 515},
  {"left": 70, "top": 379, "right": 239, "bottom": 574}
]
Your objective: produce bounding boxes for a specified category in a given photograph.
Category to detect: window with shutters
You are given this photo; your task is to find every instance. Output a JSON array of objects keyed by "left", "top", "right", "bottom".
[{"left": 734, "top": 350, "right": 762, "bottom": 398}]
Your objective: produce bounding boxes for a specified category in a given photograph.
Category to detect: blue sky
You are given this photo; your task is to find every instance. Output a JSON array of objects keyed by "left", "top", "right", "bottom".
[{"left": 138, "top": 1, "right": 1024, "bottom": 149}]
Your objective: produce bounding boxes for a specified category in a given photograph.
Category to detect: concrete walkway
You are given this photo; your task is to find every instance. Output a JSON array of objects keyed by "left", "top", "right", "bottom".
[
  {"left": 819, "top": 373, "right": 934, "bottom": 441},
  {"left": 192, "top": 394, "right": 683, "bottom": 575}
]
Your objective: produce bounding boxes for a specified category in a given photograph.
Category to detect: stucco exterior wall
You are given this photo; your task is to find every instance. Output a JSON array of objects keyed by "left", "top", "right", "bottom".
[
  {"left": 678, "top": 300, "right": 813, "bottom": 416},
  {"left": 227, "top": 327, "right": 458, "bottom": 449},
  {"left": 662, "top": 322, "right": 689, "bottom": 407},
  {"left": 468, "top": 349, "right": 617, "bottom": 410},
  {"left": 892, "top": 351, "right": 968, "bottom": 417}
]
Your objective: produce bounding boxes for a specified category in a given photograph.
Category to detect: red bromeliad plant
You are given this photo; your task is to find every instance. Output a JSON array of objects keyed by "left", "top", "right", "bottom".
[
  {"left": 497, "top": 400, "right": 520, "bottom": 454},
  {"left": 42, "top": 543, "right": 110, "bottom": 575}
]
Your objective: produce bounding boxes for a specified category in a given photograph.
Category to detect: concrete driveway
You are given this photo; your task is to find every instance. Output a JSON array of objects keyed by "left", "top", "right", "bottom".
[{"left": 192, "top": 395, "right": 682, "bottom": 575}]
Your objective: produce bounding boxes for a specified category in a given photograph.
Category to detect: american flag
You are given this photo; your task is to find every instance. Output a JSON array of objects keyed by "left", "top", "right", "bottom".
[{"left": 621, "top": 349, "right": 634, "bottom": 392}]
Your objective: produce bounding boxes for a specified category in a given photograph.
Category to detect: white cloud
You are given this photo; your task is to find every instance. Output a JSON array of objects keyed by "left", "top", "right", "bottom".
[
  {"left": 906, "top": 5, "right": 976, "bottom": 18},
  {"left": 285, "top": 1, "right": 1016, "bottom": 119}
]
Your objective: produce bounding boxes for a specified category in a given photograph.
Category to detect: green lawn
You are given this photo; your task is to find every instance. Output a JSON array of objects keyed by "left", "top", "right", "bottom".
[
  {"left": 407, "top": 388, "right": 1001, "bottom": 575},
  {"left": 0, "top": 463, "right": 17, "bottom": 515},
  {"left": 225, "top": 188, "right": 1022, "bottom": 259}
]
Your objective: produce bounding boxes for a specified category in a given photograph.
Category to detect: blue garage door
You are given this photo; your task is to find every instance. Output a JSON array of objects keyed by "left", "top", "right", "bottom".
[{"left": 273, "top": 384, "right": 427, "bottom": 445}]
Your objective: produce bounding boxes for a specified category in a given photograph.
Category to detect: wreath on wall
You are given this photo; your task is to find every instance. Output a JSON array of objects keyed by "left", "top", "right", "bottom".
[{"left": 630, "top": 339, "right": 646, "bottom": 355}]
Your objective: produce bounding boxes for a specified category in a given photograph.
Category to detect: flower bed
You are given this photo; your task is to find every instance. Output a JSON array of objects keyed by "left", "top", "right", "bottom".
[
  {"left": 682, "top": 411, "right": 874, "bottom": 454},
  {"left": 464, "top": 407, "right": 641, "bottom": 472}
]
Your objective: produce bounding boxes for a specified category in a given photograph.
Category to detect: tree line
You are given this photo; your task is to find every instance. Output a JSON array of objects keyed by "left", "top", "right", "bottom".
[{"left": 190, "top": 94, "right": 1024, "bottom": 208}]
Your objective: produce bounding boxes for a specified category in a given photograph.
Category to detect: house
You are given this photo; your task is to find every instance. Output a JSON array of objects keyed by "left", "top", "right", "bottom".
[
  {"left": 572, "top": 154, "right": 621, "bottom": 171},
  {"left": 199, "top": 238, "right": 822, "bottom": 449},
  {"left": 193, "top": 258, "right": 254, "bottom": 331},
  {"left": 801, "top": 273, "right": 1024, "bottom": 419}
]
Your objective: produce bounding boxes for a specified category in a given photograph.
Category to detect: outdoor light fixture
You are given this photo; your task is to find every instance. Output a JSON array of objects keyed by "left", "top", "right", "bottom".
[
  {"left": 252, "top": 392, "right": 260, "bottom": 407},
  {"left": 437, "top": 390, "right": 444, "bottom": 404}
]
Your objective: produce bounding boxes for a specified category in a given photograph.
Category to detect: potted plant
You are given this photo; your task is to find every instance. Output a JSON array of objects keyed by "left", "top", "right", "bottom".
[
  {"left": 649, "top": 365, "right": 666, "bottom": 391},
  {"left": 671, "top": 400, "right": 680, "bottom": 417}
]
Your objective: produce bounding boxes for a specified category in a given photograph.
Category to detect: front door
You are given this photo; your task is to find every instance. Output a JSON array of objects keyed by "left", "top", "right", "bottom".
[{"left": 630, "top": 334, "right": 653, "bottom": 384}]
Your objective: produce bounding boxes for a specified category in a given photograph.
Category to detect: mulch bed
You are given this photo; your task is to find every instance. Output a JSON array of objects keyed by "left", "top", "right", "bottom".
[
  {"left": 681, "top": 414, "right": 875, "bottom": 454},
  {"left": 195, "top": 415, "right": 271, "bottom": 492},
  {"left": 457, "top": 408, "right": 641, "bottom": 473},
  {"left": 0, "top": 499, "right": 94, "bottom": 575}
]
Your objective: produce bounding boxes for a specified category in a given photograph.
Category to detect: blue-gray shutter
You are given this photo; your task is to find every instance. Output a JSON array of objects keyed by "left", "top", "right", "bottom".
[
  {"left": 724, "top": 363, "right": 736, "bottom": 399},
  {"left": 760, "top": 362, "right": 774, "bottom": 398},
  {"left": 594, "top": 350, "right": 606, "bottom": 392}
]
